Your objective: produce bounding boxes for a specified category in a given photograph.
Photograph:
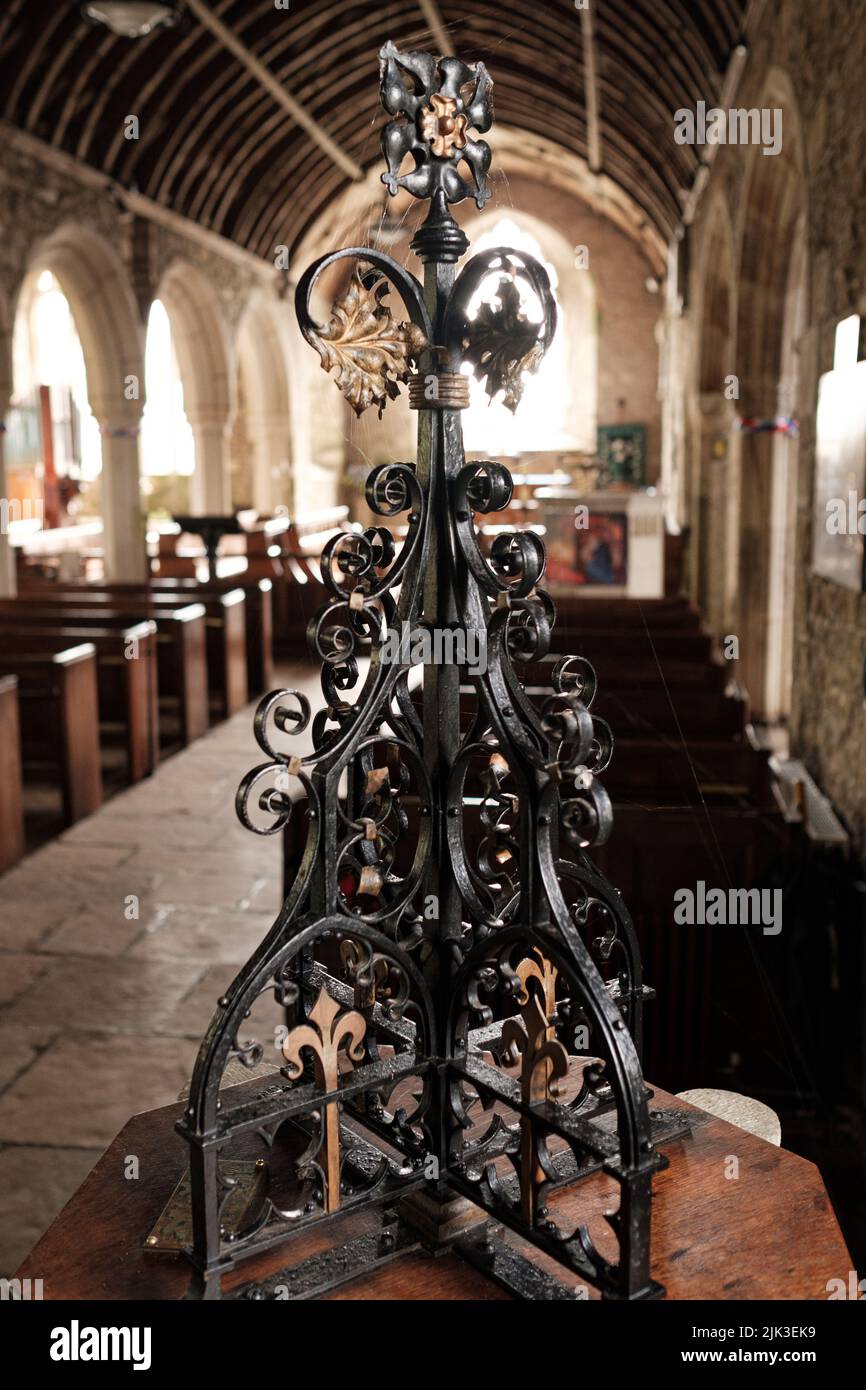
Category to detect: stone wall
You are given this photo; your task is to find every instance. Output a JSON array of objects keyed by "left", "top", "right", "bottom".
[{"left": 686, "top": 0, "right": 866, "bottom": 853}]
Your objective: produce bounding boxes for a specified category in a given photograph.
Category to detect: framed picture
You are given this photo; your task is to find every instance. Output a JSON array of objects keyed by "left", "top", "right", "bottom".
[
  {"left": 597, "top": 423, "right": 646, "bottom": 486},
  {"left": 575, "top": 511, "right": 628, "bottom": 587},
  {"left": 543, "top": 506, "right": 628, "bottom": 590},
  {"left": 811, "top": 362, "right": 866, "bottom": 591}
]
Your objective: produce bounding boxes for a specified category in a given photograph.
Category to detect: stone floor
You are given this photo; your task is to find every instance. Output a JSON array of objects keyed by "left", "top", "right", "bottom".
[{"left": 0, "top": 662, "right": 318, "bottom": 1275}]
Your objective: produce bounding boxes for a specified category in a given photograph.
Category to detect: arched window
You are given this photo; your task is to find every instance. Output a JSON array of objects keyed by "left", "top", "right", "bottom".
[
  {"left": 9, "top": 269, "right": 102, "bottom": 528},
  {"left": 140, "top": 299, "right": 195, "bottom": 515},
  {"left": 460, "top": 217, "right": 596, "bottom": 457}
]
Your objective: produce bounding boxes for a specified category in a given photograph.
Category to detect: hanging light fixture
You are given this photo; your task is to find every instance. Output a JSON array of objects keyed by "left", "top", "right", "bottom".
[{"left": 78, "top": 2, "right": 182, "bottom": 38}]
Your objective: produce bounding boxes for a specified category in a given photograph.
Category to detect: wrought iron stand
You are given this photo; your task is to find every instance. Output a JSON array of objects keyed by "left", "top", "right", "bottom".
[{"left": 170, "top": 41, "right": 689, "bottom": 1301}]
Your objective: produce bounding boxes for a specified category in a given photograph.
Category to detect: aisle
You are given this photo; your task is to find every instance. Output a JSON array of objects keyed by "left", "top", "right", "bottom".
[{"left": 0, "top": 663, "right": 319, "bottom": 1276}]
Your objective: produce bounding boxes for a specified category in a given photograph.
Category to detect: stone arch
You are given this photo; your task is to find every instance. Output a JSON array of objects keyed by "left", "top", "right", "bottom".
[
  {"left": 20, "top": 222, "right": 145, "bottom": 423},
  {"left": 733, "top": 66, "right": 810, "bottom": 719},
  {"left": 233, "top": 292, "right": 293, "bottom": 514},
  {"left": 157, "top": 259, "right": 234, "bottom": 514},
  {"left": 12, "top": 222, "right": 147, "bottom": 580},
  {"left": 0, "top": 281, "right": 15, "bottom": 593},
  {"left": 691, "top": 194, "right": 738, "bottom": 635},
  {"left": 696, "top": 197, "right": 737, "bottom": 398}
]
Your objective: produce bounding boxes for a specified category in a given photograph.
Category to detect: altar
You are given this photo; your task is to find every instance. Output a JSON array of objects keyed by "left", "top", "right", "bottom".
[{"left": 535, "top": 487, "right": 667, "bottom": 598}]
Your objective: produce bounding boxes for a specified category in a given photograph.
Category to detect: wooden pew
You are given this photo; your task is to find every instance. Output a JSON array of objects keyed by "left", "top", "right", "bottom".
[
  {"left": 553, "top": 611, "right": 704, "bottom": 632},
  {"left": 594, "top": 802, "right": 791, "bottom": 1091},
  {"left": 404, "top": 676, "right": 767, "bottom": 806},
  {"left": 591, "top": 686, "right": 747, "bottom": 739},
  {"left": 550, "top": 596, "right": 700, "bottom": 630},
  {"left": 152, "top": 529, "right": 197, "bottom": 579},
  {"left": 152, "top": 510, "right": 346, "bottom": 660},
  {"left": 551, "top": 629, "right": 712, "bottom": 662},
  {"left": 149, "top": 577, "right": 273, "bottom": 695},
  {"left": 6, "top": 598, "right": 208, "bottom": 747},
  {"left": 284, "top": 508, "right": 351, "bottom": 583},
  {"left": 17, "top": 584, "right": 246, "bottom": 721},
  {"left": 0, "top": 644, "right": 102, "bottom": 825},
  {"left": 0, "top": 675, "right": 25, "bottom": 872},
  {"left": 519, "top": 653, "right": 729, "bottom": 692},
  {"left": 0, "top": 616, "right": 158, "bottom": 783},
  {"left": 264, "top": 508, "right": 350, "bottom": 654}
]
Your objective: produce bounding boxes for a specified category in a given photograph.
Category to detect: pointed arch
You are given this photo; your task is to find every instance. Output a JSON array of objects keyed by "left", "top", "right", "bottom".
[
  {"left": 156, "top": 259, "right": 234, "bottom": 513},
  {"left": 19, "top": 222, "right": 145, "bottom": 422},
  {"left": 690, "top": 193, "right": 738, "bottom": 634},
  {"left": 733, "top": 65, "right": 810, "bottom": 718},
  {"left": 233, "top": 291, "right": 294, "bottom": 513}
]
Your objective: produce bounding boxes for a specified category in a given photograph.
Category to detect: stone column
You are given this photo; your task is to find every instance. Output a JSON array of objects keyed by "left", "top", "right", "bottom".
[
  {"left": 248, "top": 411, "right": 292, "bottom": 515},
  {"left": 736, "top": 373, "right": 778, "bottom": 716},
  {"left": 187, "top": 410, "right": 233, "bottom": 514},
  {"left": 0, "top": 326, "right": 14, "bottom": 596},
  {"left": 0, "top": 428, "right": 15, "bottom": 596},
  {"left": 95, "top": 405, "right": 148, "bottom": 582},
  {"left": 695, "top": 392, "right": 737, "bottom": 638}
]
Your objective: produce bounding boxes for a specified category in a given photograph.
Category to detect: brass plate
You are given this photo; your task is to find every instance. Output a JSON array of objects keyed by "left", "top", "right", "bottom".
[{"left": 144, "top": 1160, "right": 269, "bottom": 1252}]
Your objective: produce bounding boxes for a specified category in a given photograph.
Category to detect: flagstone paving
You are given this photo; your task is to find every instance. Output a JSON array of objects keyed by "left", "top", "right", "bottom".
[{"left": 0, "top": 662, "right": 319, "bottom": 1276}]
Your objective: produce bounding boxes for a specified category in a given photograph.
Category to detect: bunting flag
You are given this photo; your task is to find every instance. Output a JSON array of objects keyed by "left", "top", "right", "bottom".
[{"left": 736, "top": 415, "right": 800, "bottom": 437}]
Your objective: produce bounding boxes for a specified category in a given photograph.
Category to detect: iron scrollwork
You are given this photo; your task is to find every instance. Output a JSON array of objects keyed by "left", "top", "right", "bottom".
[{"left": 176, "top": 40, "right": 683, "bottom": 1302}]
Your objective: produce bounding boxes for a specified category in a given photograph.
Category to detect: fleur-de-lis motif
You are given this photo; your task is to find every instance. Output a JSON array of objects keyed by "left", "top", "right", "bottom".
[
  {"left": 501, "top": 993, "right": 569, "bottom": 1224},
  {"left": 516, "top": 948, "right": 559, "bottom": 1030},
  {"left": 282, "top": 987, "right": 367, "bottom": 1212}
]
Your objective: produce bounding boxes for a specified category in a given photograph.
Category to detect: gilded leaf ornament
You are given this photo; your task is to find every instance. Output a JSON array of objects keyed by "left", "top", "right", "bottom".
[{"left": 309, "top": 266, "right": 427, "bottom": 418}]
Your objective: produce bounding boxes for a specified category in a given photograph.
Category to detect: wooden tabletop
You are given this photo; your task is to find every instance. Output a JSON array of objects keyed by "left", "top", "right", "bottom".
[{"left": 17, "top": 1077, "right": 850, "bottom": 1301}]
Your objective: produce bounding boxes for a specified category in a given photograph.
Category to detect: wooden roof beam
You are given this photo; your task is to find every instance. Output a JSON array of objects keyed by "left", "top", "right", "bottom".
[
  {"left": 418, "top": 0, "right": 455, "bottom": 57},
  {"left": 580, "top": 2, "right": 603, "bottom": 174},
  {"left": 184, "top": 0, "right": 363, "bottom": 184}
]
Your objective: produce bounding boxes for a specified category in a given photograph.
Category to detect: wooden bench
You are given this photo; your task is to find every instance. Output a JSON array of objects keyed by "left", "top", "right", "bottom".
[
  {"left": 519, "top": 654, "right": 729, "bottom": 691},
  {"left": 0, "top": 675, "right": 25, "bottom": 872},
  {"left": 0, "top": 644, "right": 102, "bottom": 826},
  {"left": 551, "top": 596, "right": 700, "bottom": 630},
  {"left": 261, "top": 508, "right": 350, "bottom": 654},
  {"left": 149, "top": 577, "right": 273, "bottom": 695},
  {"left": 0, "top": 616, "right": 158, "bottom": 784},
  {"left": 406, "top": 683, "right": 766, "bottom": 806},
  {"left": 590, "top": 686, "right": 747, "bottom": 739},
  {"left": 8, "top": 596, "right": 208, "bottom": 747},
  {"left": 551, "top": 628, "right": 713, "bottom": 662},
  {"left": 18, "top": 583, "right": 246, "bottom": 722},
  {"left": 553, "top": 607, "right": 704, "bottom": 632}
]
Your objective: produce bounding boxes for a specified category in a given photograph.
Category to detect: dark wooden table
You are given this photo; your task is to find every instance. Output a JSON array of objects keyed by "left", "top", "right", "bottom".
[{"left": 17, "top": 1074, "right": 851, "bottom": 1301}]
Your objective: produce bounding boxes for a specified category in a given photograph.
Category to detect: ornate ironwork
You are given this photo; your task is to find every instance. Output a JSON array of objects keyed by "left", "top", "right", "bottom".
[{"left": 175, "top": 41, "right": 687, "bottom": 1301}]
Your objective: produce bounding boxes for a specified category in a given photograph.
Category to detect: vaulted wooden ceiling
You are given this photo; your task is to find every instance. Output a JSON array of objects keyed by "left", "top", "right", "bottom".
[{"left": 0, "top": 0, "right": 748, "bottom": 261}]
